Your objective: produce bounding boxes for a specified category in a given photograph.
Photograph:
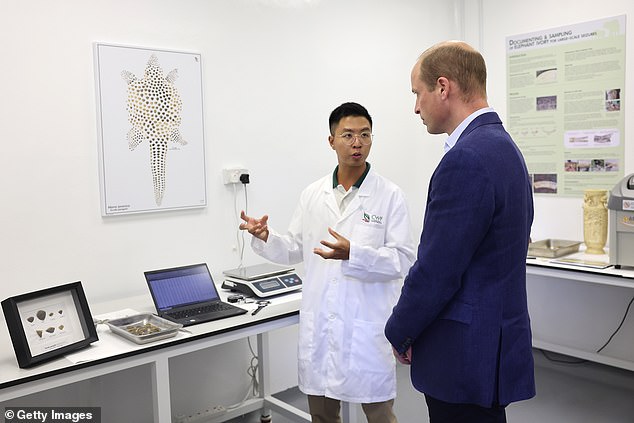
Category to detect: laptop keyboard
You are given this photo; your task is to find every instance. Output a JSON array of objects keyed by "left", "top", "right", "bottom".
[{"left": 167, "top": 302, "right": 236, "bottom": 319}]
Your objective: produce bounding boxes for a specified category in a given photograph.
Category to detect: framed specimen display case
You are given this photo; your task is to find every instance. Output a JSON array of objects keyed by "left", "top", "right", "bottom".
[{"left": 1, "top": 281, "right": 98, "bottom": 368}]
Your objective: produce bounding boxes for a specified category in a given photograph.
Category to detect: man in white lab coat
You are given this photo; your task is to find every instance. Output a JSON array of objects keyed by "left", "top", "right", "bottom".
[{"left": 240, "top": 102, "right": 415, "bottom": 423}]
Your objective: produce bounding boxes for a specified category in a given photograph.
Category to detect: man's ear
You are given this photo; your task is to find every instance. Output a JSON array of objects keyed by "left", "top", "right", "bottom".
[
  {"left": 437, "top": 76, "right": 450, "bottom": 98},
  {"left": 328, "top": 135, "right": 335, "bottom": 149}
]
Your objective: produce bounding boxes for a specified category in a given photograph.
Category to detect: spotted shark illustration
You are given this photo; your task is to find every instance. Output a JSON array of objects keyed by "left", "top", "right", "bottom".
[{"left": 121, "top": 54, "right": 187, "bottom": 206}]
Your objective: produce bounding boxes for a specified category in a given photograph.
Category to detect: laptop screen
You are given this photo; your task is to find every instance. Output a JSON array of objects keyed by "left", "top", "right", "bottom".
[{"left": 145, "top": 263, "right": 220, "bottom": 312}]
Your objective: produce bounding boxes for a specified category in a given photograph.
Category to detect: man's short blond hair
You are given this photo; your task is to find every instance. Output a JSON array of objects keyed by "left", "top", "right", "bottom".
[{"left": 417, "top": 41, "right": 487, "bottom": 102}]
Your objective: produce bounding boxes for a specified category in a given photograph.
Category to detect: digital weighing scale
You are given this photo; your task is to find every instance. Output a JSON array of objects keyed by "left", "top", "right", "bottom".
[{"left": 221, "top": 263, "right": 302, "bottom": 298}]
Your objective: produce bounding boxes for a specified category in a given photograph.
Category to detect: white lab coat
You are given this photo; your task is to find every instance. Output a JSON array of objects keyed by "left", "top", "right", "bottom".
[{"left": 251, "top": 169, "right": 415, "bottom": 403}]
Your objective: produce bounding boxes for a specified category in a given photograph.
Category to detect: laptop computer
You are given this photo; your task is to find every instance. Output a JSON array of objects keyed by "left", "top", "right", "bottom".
[{"left": 145, "top": 263, "right": 247, "bottom": 327}]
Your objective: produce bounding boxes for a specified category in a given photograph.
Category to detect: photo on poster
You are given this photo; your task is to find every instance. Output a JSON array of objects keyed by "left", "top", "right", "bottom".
[
  {"left": 564, "top": 129, "right": 620, "bottom": 149},
  {"left": 536, "top": 95, "right": 557, "bottom": 111},
  {"left": 533, "top": 173, "right": 558, "bottom": 194},
  {"left": 535, "top": 68, "right": 558, "bottom": 84},
  {"left": 605, "top": 88, "right": 621, "bottom": 111},
  {"left": 94, "top": 43, "right": 207, "bottom": 216}
]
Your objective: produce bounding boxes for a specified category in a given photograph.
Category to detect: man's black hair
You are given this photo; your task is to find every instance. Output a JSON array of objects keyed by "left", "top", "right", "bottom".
[{"left": 329, "top": 102, "right": 373, "bottom": 135}]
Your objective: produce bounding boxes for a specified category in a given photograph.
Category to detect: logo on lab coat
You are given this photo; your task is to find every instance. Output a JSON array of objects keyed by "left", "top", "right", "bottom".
[{"left": 362, "top": 212, "right": 383, "bottom": 224}]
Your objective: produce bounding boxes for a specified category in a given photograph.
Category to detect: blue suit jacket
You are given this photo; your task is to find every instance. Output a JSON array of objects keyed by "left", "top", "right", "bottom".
[{"left": 385, "top": 112, "right": 535, "bottom": 407}]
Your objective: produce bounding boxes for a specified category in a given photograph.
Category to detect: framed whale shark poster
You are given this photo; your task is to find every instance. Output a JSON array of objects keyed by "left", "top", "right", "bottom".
[{"left": 94, "top": 43, "right": 207, "bottom": 215}]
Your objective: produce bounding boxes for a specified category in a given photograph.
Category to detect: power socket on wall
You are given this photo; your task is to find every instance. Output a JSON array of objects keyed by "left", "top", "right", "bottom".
[{"left": 222, "top": 168, "right": 249, "bottom": 185}]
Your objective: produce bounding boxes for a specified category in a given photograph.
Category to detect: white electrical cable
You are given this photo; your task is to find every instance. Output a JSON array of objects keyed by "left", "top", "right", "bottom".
[
  {"left": 240, "top": 183, "right": 249, "bottom": 264},
  {"left": 232, "top": 183, "right": 244, "bottom": 269},
  {"left": 231, "top": 179, "right": 250, "bottom": 269},
  {"left": 173, "top": 336, "right": 260, "bottom": 421},
  {"left": 225, "top": 336, "right": 259, "bottom": 411}
]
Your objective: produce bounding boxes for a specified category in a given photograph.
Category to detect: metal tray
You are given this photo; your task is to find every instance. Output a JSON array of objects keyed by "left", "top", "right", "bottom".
[
  {"left": 105, "top": 313, "right": 182, "bottom": 344},
  {"left": 528, "top": 239, "right": 582, "bottom": 258}
]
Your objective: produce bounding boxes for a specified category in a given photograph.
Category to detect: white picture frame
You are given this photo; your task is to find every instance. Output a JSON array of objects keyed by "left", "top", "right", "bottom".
[{"left": 93, "top": 43, "right": 207, "bottom": 216}]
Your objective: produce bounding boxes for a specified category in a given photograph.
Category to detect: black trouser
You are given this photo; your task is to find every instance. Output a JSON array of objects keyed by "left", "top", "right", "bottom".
[{"left": 425, "top": 395, "right": 507, "bottom": 423}]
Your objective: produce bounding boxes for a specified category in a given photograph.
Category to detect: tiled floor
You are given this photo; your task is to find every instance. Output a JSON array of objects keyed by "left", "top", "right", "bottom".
[{"left": 228, "top": 349, "right": 634, "bottom": 423}]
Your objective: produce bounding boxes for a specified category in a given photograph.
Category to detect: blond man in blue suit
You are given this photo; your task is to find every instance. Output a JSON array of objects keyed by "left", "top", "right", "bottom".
[{"left": 385, "top": 41, "right": 535, "bottom": 423}]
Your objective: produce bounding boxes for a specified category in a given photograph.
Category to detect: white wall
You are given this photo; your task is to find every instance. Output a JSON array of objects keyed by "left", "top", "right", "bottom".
[
  {"left": 479, "top": 0, "right": 634, "bottom": 242},
  {"left": 0, "top": 0, "right": 460, "bottom": 305}
]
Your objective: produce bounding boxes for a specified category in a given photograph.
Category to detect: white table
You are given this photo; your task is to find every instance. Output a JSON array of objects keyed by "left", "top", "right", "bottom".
[
  {"left": 0, "top": 291, "right": 311, "bottom": 423},
  {"left": 526, "top": 252, "right": 634, "bottom": 371}
]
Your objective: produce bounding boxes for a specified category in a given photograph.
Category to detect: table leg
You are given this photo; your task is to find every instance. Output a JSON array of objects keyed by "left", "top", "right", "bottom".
[{"left": 151, "top": 357, "right": 172, "bottom": 423}]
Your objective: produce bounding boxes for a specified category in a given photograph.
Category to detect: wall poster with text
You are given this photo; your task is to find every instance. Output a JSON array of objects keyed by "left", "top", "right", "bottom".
[
  {"left": 94, "top": 43, "right": 207, "bottom": 215},
  {"left": 506, "top": 15, "right": 625, "bottom": 196}
]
